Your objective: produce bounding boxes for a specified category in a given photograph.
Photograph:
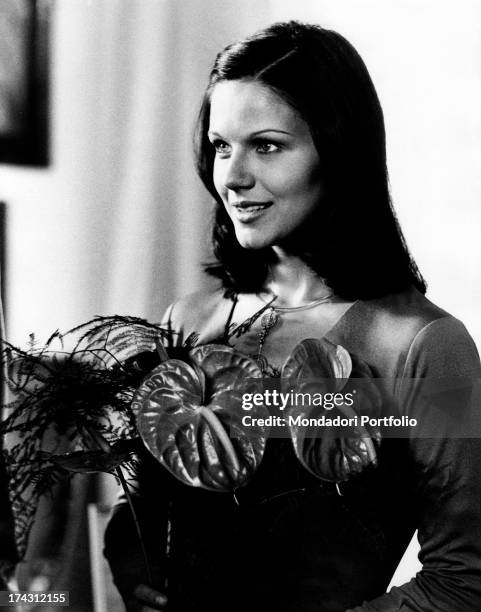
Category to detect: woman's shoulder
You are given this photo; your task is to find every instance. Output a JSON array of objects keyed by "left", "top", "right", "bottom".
[
  {"left": 334, "top": 287, "right": 480, "bottom": 376},
  {"left": 373, "top": 289, "right": 476, "bottom": 345},
  {"left": 364, "top": 286, "right": 448, "bottom": 328},
  {"left": 399, "top": 309, "right": 481, "bottom": 377},
  {"left": 167, "top": 288, "right": 227, "bottom": 321},
  {"left": 358, "top": 287, "right": 471, "bottom": 342},
  {"left": 165, "top": 288, "right": 235, "bottom": 344}
]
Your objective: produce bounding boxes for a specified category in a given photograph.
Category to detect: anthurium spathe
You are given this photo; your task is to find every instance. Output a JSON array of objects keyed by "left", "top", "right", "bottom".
[
  {"left": 282, "top": 338, "right": 382, "bottom": 482},
  {"left": 134, "top": 344, "right": 267, "bottom": 491}
]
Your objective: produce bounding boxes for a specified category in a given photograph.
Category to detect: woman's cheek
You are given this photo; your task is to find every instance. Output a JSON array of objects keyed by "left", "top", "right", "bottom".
[{"left": 212, "top": 162, "right": 225, "bottom": 200}]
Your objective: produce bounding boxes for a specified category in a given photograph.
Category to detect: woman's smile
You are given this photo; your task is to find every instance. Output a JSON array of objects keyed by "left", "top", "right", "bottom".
[
  {"left": 231, "top": 199, "right": 274, "bottom": 223},
  {"left": 208, "top": 79, "right": 323, "bottom": 250}
]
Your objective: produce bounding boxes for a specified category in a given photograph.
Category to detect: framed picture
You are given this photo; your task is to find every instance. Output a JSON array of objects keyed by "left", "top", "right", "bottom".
[{"left": 0, "top": 0, "right": 50, "bottom": 166}]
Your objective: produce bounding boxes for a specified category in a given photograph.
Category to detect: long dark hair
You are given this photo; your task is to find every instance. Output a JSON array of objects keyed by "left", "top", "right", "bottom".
[{"left": 194, "top": 21, "right": 426, "bottom": 300}]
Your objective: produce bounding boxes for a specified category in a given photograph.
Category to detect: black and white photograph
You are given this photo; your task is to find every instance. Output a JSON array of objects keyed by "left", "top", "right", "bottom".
[{"left": 0, "top": 1, "right": 480, "bottom": 611}]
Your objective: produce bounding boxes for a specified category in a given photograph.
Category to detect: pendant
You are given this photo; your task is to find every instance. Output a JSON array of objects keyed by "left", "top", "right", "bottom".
[
  {"left": 260, "top": 308, "right": 279, "bottom": 333},
  {"left": 257, "top": 308, "right": 280, "bottom": 375}
]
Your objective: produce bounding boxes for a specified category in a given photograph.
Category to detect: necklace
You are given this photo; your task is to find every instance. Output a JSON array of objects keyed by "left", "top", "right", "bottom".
[{"left": 256, "top": 292, "right": 334, "bottom": 373}]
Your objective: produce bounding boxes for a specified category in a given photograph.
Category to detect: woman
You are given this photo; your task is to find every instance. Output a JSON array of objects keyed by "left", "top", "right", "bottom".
[{"left": 105, "top": 21, "right": 481, "bottom": 611}]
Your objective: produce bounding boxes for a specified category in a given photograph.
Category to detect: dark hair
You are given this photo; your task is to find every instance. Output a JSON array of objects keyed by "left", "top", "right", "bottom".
[{"left": 194, "top": 21, "right": 426, "bottom": 300}]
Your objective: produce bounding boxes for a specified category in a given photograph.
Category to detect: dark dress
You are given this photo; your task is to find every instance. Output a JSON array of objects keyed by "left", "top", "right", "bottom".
[{"left": 104, "top": 289, "right": 481, "bottom": 611}]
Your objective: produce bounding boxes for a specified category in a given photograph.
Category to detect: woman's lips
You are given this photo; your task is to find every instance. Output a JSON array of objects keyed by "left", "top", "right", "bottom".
[{"left": 231, "top": 200, "right": 273, "bottom": 223}]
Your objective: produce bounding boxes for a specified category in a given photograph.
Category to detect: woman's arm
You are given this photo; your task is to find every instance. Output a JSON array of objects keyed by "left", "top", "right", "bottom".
[{"left": 349, "top": 317, "right": 481, "bottom": 611}]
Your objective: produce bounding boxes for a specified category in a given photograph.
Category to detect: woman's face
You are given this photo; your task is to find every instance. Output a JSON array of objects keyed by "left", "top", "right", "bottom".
[{"left": 208, "top": 79, "right": 323, "bottom": 250}]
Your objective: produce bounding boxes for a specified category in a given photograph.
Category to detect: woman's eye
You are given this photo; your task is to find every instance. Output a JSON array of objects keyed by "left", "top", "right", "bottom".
[
  {"left": 211, "top": 140, "right": 230, "bottom": 156},
  {"left": 255, "top": 141, "right": 280, "bottom": 154}
]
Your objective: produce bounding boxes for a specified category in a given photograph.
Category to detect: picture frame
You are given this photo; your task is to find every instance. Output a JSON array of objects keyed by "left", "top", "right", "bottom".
[{"left": 0, "top": 0, "right": 51, "bottom": 166}]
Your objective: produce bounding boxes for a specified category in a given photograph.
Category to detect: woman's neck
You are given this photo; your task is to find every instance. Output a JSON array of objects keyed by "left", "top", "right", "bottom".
[{"left": 261, "top": 248, "right": 332, "bottom": 308}]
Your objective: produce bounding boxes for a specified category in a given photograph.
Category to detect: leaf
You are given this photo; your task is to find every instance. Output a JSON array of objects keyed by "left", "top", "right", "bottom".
[{"left": 47, "top": 438, "right": 141, "bottom": 473}]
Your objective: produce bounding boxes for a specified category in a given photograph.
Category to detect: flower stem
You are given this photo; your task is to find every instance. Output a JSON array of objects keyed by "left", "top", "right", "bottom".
[
  {"left": 115, "top": 465, "right": 153, "bottom": 586},
  {"left": 81, "top": 424, "right": 153, "bottom": 586},
  {"left": 163, "top": 500, "right": 173, "bottom": 593}
]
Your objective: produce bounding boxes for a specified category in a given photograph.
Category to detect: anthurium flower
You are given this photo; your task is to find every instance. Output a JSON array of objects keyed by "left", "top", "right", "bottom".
[
  {"left": 282, "top": 338, "right": 382, "bottom": 482},
  {"left": 134, "top": 345, "right": 267, "bottom": 491}
]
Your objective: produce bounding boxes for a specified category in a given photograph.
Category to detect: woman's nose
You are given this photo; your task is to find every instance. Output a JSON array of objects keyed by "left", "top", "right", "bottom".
[{"left": 223, "top": 152, "right": 255, "bottom": 191}]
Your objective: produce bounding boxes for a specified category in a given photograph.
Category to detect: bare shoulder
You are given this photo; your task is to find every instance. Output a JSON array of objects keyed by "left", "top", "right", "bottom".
[{"left": 166, "top": 288, "right": 234, "bottom": 344}]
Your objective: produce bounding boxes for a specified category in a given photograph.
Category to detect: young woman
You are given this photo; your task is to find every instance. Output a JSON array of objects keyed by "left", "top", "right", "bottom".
[{"left": 105, "top": 21, "right": 481, "bottom": 611}]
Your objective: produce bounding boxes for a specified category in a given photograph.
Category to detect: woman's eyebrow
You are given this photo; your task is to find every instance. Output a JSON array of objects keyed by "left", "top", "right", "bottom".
[
  {"left": 207, "top": 129, "right": 292, "bottom": 138},
  {"left": 251, "top": 129, "right": 292, "bottom": 136}
]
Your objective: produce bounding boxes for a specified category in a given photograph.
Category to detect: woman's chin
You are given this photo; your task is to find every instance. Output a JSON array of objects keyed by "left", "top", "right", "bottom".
[
  {"left": 236, "top": 236, "right": 271, "bottom": 250},
  {"left": 235, "top": 231, "right": 297, "bottom": 253},
  {"left": 234, "top": 228, "right": 270, "bottom": 250}
]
